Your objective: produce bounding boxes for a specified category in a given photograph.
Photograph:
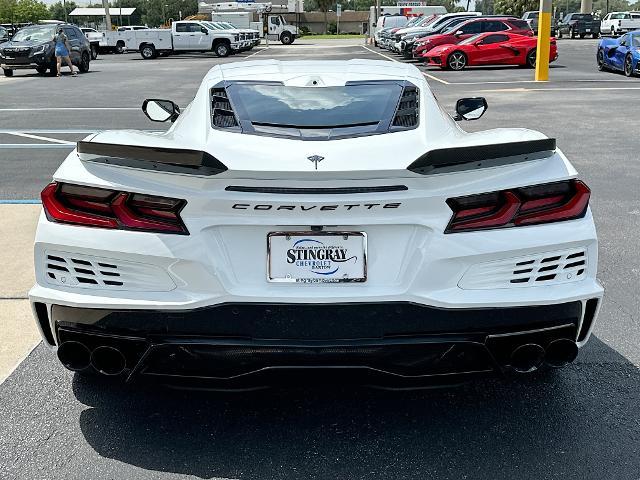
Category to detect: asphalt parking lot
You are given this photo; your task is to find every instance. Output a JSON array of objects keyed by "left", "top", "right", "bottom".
[{"left": 1, "top": 38, "right": 639, "bottom": 479}]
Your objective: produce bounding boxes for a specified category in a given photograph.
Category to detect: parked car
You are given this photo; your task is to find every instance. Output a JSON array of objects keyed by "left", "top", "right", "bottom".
[
  {"left": 377, "top": 16, "right": 420, "bottom": 49},
  {"left": 206, "top": 21, "right": 260, "bottom": 50},
  {"left": 414, "top": 17, "right": 532, "bottom": 59},
  {"left": 521, "top": 11, "right": 557, "bottom": 36},
  {"left": 80, "top": 27, "right": 101, "bottom": 59},
  {"left": 600, "top": 12, "right": 640, "bottom": 36},
  {"left": 32, "top": 59, "right": 602, "bottom": 386},
  {"left": 557, "top": 13, "right": 600, "bottom": 38},
  {"left": 0, "top": 23, "right": 91, "bottom": 77},
  {"left": 424, "top": 32, "right": 557, "bottom": 70},
  {"left": 597, "top": 31, "right": 640, "bottom": 76},
  {"left": 374, "top": 14, "right": 409, "bottom": 45}
]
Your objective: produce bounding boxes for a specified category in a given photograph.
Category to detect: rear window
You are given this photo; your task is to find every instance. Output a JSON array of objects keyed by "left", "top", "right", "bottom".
[
  {"left": 216, "top": 81, "right": 419, "bottom": 139},
  {"left": 509, "top": 20, "right": 532, "bottom": 29},
  {"left": 231, "top": 83, "right": 401, "bottom": 128},
  {"left": 572, "top": 14, "right": 593, "bottom": 20}
]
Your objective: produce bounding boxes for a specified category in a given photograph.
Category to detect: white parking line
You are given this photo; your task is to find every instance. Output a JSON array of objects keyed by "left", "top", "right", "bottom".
[
  {"left": 0, "top": 107, "right": 138, "bottom": 111},
  {"left": 478, "top": 86, "right": 640, "bottom": 92},
  {"left": 7, "top": 132, "right": 74, "bottom": 145},
  {"left": 360, "top": 45, "right": 451, "bottom": 84},
  {"left": 244, "top": 46, "right": 269, "bottom": 58}
]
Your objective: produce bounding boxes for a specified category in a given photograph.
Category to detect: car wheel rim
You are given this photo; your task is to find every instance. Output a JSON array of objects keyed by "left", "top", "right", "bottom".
[
  {"left": 450, "top": 53, "right": 465, "bottom": 70},
  {"left": 625, "top": 58, "right": 632, "bottom": 75},
  {"left": 597, "top": 51, "right": 603, "bottom": 67},
  {"left": 143, "top": 47, "right": 152, "bottom": 57}
]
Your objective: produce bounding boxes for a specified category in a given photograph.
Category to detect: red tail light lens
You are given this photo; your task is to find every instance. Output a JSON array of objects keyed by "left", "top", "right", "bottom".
[
  {"left": 41, "top": 182, "right": 188, "bottom": 234},
  {"left": 445, "top": 180, "right": 590, "bottom": 233}
]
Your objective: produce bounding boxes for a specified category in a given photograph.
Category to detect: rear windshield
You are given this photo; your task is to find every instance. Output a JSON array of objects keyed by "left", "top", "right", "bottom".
[
  {"left": 572, "top": 14, "right": 593, "bottom": 20},
  {"left": 11, "top": 25, "right": 55, "bottom": 42},
  {"left": 228, "top": 83, "right": 403, "bottom": 128}
]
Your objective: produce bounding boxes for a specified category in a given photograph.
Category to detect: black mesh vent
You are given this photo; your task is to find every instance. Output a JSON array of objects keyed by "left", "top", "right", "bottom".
[
  {"left": 211, "top": 88, "right": 239, "bottom": 129},
  {"left": 392, "top": 86, "right": 419, "bottom": 128}
]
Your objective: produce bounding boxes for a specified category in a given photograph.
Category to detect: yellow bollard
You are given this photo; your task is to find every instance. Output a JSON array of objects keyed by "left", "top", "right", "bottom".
[{"left": 535, "top": 0, "right": 552, "bottom": 81}]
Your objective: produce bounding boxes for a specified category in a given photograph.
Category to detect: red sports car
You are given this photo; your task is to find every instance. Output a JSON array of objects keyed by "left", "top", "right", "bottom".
[
  {"left": 425, "top": 32, "right": 558, "bottom": 70},
  {"left": 413, "top": 17, "right": 532, "bottom": 59}
]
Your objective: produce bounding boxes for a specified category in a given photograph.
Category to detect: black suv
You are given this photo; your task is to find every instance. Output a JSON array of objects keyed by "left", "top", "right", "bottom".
[{"left": 0, "top": 23, "right": 91, "bottom": 77}]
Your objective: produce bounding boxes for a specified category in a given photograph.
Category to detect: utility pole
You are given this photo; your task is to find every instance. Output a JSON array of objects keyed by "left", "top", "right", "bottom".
[
  {"left": 534, "top": 0, "right": 552, "bottom": 81},
  {"left": 102, "top": 0, "right": 112, "bottom": 30},
  {"left": 580, "top": 0, "right": 593, "bottom": 13},
  {"left": 63, "top": 0, "right": 67, "bottom": 22}
]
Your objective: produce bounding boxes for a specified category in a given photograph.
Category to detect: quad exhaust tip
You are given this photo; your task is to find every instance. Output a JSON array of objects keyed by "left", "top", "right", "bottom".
[
  {"left": 90, "top": 345, "right": 127, "bottom": 376},
  {"left": 545, "top": 338, "right": 579, "bottom": 368},
  {"left": 57, "top": 341, "right": 91, "bottom": 371},
  {"left": 509, "top": 343, "right": 546, "bottom": 373}
]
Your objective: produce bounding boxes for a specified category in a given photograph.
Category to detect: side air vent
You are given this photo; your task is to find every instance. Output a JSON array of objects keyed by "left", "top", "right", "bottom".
[
  {"left": 211, "top": 87, "right": 239, "bottom": 129},
  {"left": 44, "top": 251, "right": 176, "bottom": 292},
  {"left": 392, "top": 86, "right": 419, "bottom": 129},
  {"left": 459, "top": 248, "right": 588, "bottom": 290}
]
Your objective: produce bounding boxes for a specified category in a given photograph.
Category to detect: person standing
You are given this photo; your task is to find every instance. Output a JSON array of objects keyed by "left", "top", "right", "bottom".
[{"left": 54, "top": 27, "right": 76, "bottom": 77}]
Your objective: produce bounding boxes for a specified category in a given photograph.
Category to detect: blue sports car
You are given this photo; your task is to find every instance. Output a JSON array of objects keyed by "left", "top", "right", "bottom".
[{"left": 597, "top": 31, "right": 640, "bottom": 77}]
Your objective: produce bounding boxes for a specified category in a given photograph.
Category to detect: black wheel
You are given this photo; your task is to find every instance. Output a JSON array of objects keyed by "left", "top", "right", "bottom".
[
  {"left": 79, "top": 52, "right": 90, "bottom": 72},
  {"left": 3, "top": 68, "right": 13, "bottom": 77},
  {"left": 280, "top": 31, "right": 293, "bottom": 45},
  {"left": 611, "top": 27, "right": 616, "bottom": 36},
  {"left": 579, "top": 32, "right": 586, "bottom": 39},
  {"left": 91, "top": 44, "right": 98, "bottom": 60},
  {"left": 570, "top": 28, "right": 576, "bottom": 38},
  {"left": 213, "top": 41, "right": 230, "bottom": 57},
  {"left": 446, "top": 51, "right": 467, "bottom": 70},
  {"left": 557, "top": 28, "right": 563, "bottom": 38},
  {"left": 36, "top": 65, "right": 48, "bottom": 74},
  {"left": 624, "top": 54, "right": 634, "bottom": 77},
  {"left": 526, "top": 49, "right": 537, "bottom": 68},
  {"left": 592, "top": 32, "right": 599, "bottom": 39},
  {"left": 597, "top": 49, "right": 605, "bottom": 70},
  {"left": 140, "top": 44, "right": 156, "bottom": 60},
  {"left": 115, "top": 41, "right": 125, "bottom": 54}
]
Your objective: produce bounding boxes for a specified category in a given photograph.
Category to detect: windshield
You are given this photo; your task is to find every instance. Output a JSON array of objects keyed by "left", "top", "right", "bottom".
[
  {"left": 11, "top": 25, "right": 55, "bottom": 42},
  {"left": 634, "top": 35, "right": 640, "bottom": 47},
  {"left": 459, "top": 33, "right": 484, "bottom": 45},
  {"left": 572, "top": 14, "right": 593, "bottom": 20},
  {"left": 225, "top": 82, "right": 406, "bottom": 134}
]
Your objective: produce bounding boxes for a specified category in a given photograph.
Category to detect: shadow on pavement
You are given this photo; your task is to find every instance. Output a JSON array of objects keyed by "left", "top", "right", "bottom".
[{"left": 74, "top": 335, "right": 640, "bottom": 479}]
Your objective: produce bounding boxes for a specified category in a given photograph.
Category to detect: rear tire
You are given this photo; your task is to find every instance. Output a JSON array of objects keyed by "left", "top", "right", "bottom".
[
  {"left": 592, "top": 32, "right": 599, "bottom": 39},
  {"left": 91, "top": 44, "right": 98, "bottom": 60},
  {"left": 570, "top": 28, "right": 576, "bottom": 38},
  {"left": 36, "top": 66, "right": 48, "bottom": 75},
  {"left": 115, "top": 41, "right": 125, "bottom": 54},
  {"left": 78, "top": 52, "right": 90, "bottom": 73},
  {"left": 3, "top": 68, "right": 13, "bottom": 77},
  {"left": 140, "top": 44, "right": 156, "bottom": 60},
  {"left": 557, "top": 29, "right": 563, "bottom": 38},
  {"left": 446, "top": 51, "right": 467, "bottom": 70},
  {"left": 611, "top": 27, "right": 616, "bottom": 36},
  {"left": 579, "top": 32, "right": 586, "bottom": 39},
  {"left": 526, "top": 49, "right": 537, "bottom": 68}
]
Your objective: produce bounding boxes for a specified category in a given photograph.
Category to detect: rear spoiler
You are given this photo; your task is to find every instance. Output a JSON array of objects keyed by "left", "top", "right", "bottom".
[
  {"left": 407, "top": 138, "right": 556, "bottom": 175},
  {"left": 76, "top": 141, "right": 228, "bottom": 176}
]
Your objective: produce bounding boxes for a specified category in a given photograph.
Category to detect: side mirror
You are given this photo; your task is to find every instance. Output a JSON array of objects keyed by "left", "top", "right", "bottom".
[
  {"left": 454, "top": 97, "right": 487, "bottom": 121},
  {"left": 201, "top": 27, "right": 208, "bottom": 34},
  {"left": 142, "top": 99, "right": 180, "bottom": 122},
  {"left": 455, "top": 30, "right": 464, "bottom": 36},
  {"left": 474, "top": 40, "right": 483, "bottom": 46}
]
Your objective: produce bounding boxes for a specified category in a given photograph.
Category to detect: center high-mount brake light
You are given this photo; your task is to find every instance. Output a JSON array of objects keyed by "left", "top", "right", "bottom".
[
  {"left": 445, "top": 180, "right": 590, "bottom": 233},
  {"left": 41, "top": 182, "right": 188, "bottom": 235}
]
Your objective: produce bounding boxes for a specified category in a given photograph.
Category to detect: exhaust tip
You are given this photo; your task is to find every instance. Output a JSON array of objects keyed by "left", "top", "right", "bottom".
[
  {"left": 509, "top": 343, "right": 545, "bottom": 373},
  {"left": 545, "top": 338, "right": 579, "bottom": 368},
  {"left": 90, "top": 345, "right": 126, "bottom": 376},
  {"left": 57, "top": 341, "right": 91, "bottom": 371}
]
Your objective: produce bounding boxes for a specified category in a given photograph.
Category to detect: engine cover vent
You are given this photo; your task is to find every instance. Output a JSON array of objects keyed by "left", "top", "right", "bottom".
[
  {"left": 391, "top": 86, "right": 419, "bottom": 129},
  {"left": 211, "top": 87, "right": 239, "bottom": 129},
  {"left": 459, "top": 248, "right": 588, "bottom": 290},
  {"left": 44, "top": 251, "right": 176, "bottom": 292}
]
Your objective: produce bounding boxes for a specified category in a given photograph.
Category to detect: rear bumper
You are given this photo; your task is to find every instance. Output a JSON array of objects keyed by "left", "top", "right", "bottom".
[{"left": 42, "top": 299, "right": 600, "bottom": 387}]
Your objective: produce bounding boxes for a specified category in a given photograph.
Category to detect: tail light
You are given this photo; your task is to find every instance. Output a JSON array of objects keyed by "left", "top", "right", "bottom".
[
  {"left": 41, "top": 182, "right": 188, "bottom": 234},
  {"left": 445, "top": 180, "right": 590, "bottom": 233}
]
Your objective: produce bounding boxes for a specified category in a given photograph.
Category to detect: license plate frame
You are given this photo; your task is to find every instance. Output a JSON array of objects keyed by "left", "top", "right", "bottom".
[{"left": 267, "top": 231, "right": 367, "bottom": 283}]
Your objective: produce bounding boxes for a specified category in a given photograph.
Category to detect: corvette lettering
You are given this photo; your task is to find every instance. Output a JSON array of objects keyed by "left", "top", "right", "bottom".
[{"left": 232, "top": 203, "right": 401, "bottom": 211}]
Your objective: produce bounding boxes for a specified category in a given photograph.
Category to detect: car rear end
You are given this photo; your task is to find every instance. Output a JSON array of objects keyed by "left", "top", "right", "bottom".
[{"left": 30, "top": 61, "right": 603, "bottom": 387}]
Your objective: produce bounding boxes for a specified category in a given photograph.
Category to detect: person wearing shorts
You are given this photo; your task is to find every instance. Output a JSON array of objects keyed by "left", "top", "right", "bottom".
[{"left": 54, "top": 28, "right": 76, "bottom": 77}]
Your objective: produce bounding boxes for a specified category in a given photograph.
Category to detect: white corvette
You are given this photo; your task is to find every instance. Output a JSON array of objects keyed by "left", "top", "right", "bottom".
[{"left": 29, "top": 60, "right": 603, "bottom": 387}]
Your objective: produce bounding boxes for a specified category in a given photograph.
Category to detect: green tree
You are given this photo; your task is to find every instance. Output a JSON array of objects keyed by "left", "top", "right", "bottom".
[
  {"left": 48, "top": 0, "right": 77, "bottom": 21},
  {"left": 494, "top": 0, "right": 537, "bottom": 17},
  {"left": 0, "top": 0, "right": 18, "bottom": 23},
  {"left": 316, "top": 0, "right": 333, "bottom": 33},
  {"left": 13, "top": 0, "right": 49, "bottom": 22}
]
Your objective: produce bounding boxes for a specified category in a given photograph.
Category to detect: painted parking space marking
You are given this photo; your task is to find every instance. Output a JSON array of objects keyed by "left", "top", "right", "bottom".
[
  {"left": 478, "top": 86, "right": 640, "bottom": 93},
  {"left": 0, "top": 107, "right": 139, "bottom": 111},
  {"left": 7, "top": 132, "right": 75, "bottom": 145},
  {"left": 360, "top": 45, "right": 451, "bottom": 84}
]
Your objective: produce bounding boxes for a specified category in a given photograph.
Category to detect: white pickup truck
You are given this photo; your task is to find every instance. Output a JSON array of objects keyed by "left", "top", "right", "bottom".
[
  {"left": 123, "top": 20, "right": 243, "bottom": 59},
  {"left": 601, "top": 12, "right": 640, "bottom": 36}
]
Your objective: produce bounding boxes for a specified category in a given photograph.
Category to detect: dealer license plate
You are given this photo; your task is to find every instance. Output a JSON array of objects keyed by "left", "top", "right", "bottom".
[
  {"left": 267, "top": 232, "right": 367, "bottom": 283},
  {"left": 586, "top": 29, "right": 591, "bottom": 32}
]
